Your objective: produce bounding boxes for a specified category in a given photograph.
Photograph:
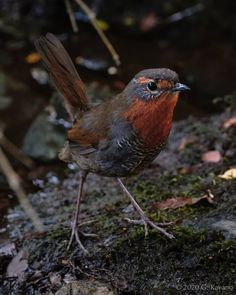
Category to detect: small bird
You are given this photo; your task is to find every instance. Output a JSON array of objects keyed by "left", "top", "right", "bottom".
[{"left": 35, "top": 33, "right": 189, "bottom": 253}]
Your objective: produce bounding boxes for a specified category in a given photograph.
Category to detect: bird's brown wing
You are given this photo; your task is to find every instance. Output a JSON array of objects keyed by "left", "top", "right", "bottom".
[
  {"left": 67, "top": 95, "right": 128, "bottom": 153},
  {"left": 59, "top": 106, "right": 109, "bottom": 161},
  {"left": 35, "top": 33, "right": 88, "bottom": 120},
  {"left": 67, "top": 103, "right": 111, "bottom": 152}
]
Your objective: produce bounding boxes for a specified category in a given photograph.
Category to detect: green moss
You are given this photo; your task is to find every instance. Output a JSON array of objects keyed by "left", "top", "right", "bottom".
[
  {"left": 172, "top": 226, "right": 207, "bottom": 245},
  {"left": 6, "top": 101, "right": 236, "bottom": 293},
  {"left": 209, "top": 240, "right": 236, "bottom": 254}
]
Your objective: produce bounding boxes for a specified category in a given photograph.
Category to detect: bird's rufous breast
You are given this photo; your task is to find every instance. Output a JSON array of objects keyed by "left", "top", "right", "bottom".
[{"left": 123, "top": 93, "right": 179, "bottom": 148}]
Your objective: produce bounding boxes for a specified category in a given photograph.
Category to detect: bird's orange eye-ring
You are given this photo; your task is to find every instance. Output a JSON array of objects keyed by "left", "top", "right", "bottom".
[{"left": 147, "top": 81, "right": 157, "bottom": 91}]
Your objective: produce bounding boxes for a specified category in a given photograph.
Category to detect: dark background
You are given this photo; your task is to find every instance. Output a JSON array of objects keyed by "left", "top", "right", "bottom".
[{"left": 0, "top": 0, "right": 235, "bottom": 197}]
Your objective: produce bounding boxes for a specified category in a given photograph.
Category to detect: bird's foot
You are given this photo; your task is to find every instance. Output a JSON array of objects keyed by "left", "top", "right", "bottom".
[
  {"left": 125, "top": 215, "right": 174, "bottom": 239},
  {"left": 66, "top": 220, "right": 98, "bottom": 254},
  {"left": 67, "top": 229, "right": 88, "bottom": 254}
]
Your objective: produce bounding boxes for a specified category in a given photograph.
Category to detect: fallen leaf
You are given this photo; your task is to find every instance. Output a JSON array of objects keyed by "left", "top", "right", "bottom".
[
  {"left": 219, "top": 168, "right": 236, "bottom": 179},
  {"left": 97, "top": 19, "right": 110, "bottom": 31},
  {"left": 201, "top": 150, "right": 222, "bottom": 163},
  {"left": 25, "top": 52, "right": 41, "bottom": 64},
  {"left": 140, "top": 12, "right": 157, "bottom": 32},
  {"left": 223, "top": 116, "right": 236, "bottom": 129},
  {"left": 152, "top": 191, "right": 214, "bottom": 210},
  {"left": 7, "top": 248, "right": 29, "bottom": 281},
  {"left": 178, "top": 136, "right": 197, "bottom": 151}
]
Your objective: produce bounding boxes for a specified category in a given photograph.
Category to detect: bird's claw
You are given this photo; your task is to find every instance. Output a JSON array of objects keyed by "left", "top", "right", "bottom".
[
  {"left": 74, "top": 231, "right": 89, "bottom": 255},
  {"left": 125, "top": 216, "right": 174, "bottom": 239},
  {"left": 66, "top": 226, "right": 88, "bottom": 254},
  {"left": 67, "top": 220, "right": 98, "bottom": 254}
]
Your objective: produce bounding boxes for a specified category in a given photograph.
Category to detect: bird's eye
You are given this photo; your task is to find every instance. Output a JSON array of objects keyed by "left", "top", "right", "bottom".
[{"left": 147, "top": 81, "right": 157, "bottom": 92}]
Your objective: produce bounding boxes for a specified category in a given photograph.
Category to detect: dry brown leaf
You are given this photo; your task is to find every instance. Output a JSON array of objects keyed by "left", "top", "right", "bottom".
[
  {"left": 223, "top": 117, "right": 236, "bottom": 129},
  {"left": 152, "top": 191, "right": 214, "bottom": 210},
  {"left": 219, "top": 168, "right": 236, "bottom": 179},
  {"left": 201, "top": 150, "right": 222, "bottom": 163},
  {"left": 25, "top": 52, "right": 41, "bottom": 64},
  {"left": 7, "top": 248, "right": 29, "bottom": 281}
]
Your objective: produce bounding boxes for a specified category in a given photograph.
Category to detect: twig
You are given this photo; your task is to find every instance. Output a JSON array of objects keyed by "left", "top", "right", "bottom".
[
  {"left": 74, "top": 0, "right": 121, "bottom": 66},
  {"left": 0, "top": 147, "right": 44, "bottom": 232},
  {"left": 65, "top": 0, "right": 79, "bottom": 33},
  {"left": 0, "top": 129, "right": 35, "bottom": 169}
]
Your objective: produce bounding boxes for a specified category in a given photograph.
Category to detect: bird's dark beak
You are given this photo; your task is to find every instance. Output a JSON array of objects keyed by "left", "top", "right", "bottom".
[{"left": 173, "top": 82, "right": 190, "bottom": 92}]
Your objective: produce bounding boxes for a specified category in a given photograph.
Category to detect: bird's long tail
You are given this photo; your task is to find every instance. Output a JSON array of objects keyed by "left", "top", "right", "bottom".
[{"left": 34, "top": 33, "right": 88, "bottom": 121}]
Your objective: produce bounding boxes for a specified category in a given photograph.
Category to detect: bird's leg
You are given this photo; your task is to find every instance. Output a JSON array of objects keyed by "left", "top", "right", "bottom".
[
  {"left": 117, "top": 178, "right": 174, "bottom": 239},
  {"left": 67, "top": 170, "right": 88, "bottom": 253}
]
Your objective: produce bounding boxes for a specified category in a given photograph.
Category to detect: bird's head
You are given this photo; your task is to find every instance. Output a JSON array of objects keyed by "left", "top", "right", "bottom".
[
  {"left": 125, "top": 68, "right": 189, "bottom": 102},
  {"left": 123, "top": 68, "right": 190, "bottom": 148}
]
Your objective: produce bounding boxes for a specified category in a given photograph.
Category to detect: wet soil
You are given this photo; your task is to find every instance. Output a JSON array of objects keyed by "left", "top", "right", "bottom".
[{"left": 0, "top": 105, "right": 235, "bottom": 294}]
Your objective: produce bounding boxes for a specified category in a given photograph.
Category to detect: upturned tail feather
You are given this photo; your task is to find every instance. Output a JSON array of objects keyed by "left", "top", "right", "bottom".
[{"left": 34, "top": 33, "right": 88, "bottom": 121}]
